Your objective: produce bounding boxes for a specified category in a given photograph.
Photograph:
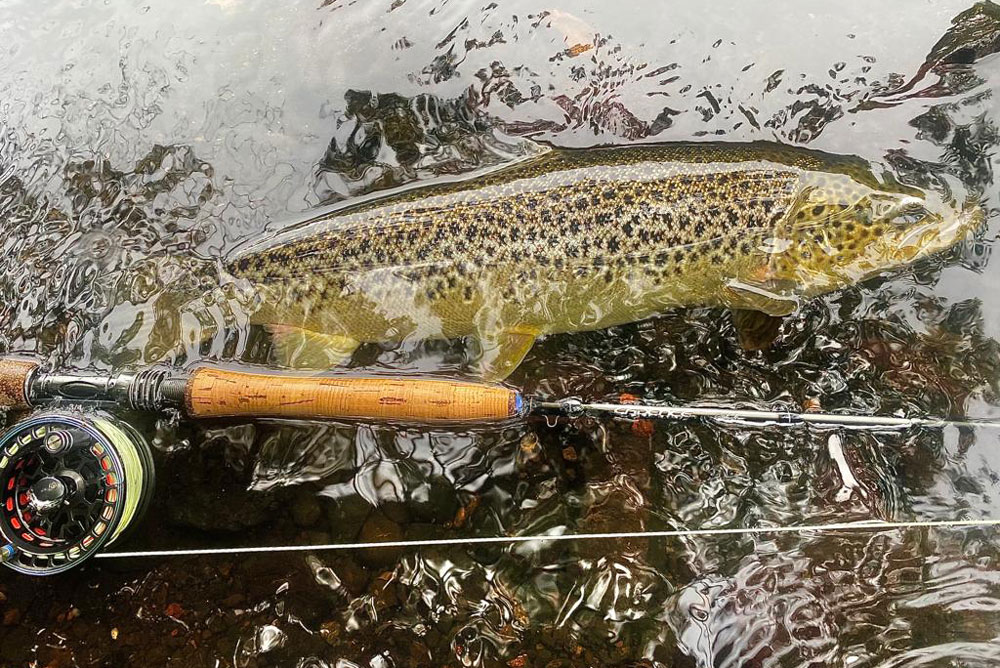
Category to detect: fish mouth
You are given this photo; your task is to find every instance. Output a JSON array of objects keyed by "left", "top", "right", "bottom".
[{"left": 888, "top": 205, "right": 983, "bottom": 262}]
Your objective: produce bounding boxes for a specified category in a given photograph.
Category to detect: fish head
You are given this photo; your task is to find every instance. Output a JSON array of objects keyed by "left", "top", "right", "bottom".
[{"left": 761, "top": 178, "right": 983, "bottom": 298}]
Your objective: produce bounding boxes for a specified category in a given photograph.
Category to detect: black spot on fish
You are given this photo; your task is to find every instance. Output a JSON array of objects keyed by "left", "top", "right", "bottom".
[
  {"left": 812, "top": 205, "right": 825, "bottom": 216},
  {"left": 607, "top": 238, "right": 621, "bottom": 253},
  {"left": 603, "top": 189, "right": 616, "bottom": 201},
  {"left": 575, "top": 197, "right": 588, "bottom": 210}
]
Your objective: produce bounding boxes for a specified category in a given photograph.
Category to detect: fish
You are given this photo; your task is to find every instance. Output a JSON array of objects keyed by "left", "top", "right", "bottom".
[{"left": 226, "top": 142, "right": 983, "bottom": 378}]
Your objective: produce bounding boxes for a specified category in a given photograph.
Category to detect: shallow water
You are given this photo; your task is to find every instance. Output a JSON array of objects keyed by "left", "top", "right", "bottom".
[{"left": 1, "top": 0, "right": 1000, "bottom": 665}]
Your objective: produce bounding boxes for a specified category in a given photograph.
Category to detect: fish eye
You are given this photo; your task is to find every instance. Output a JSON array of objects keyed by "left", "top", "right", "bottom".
[{"left": 888, "top": 200, "right": 929, "bottom": 226}]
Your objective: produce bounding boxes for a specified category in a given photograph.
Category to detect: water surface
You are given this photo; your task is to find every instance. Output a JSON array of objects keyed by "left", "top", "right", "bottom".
[{"left": 1, "top": 0, "right": 1000, "bottom": 666}]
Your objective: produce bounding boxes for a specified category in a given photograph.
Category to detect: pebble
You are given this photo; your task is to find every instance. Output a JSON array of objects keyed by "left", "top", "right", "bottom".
[
  {"left": 357, "top": 510, "right": 403, "bottom": 568},
  {"left": 291, "top": 490, "right": 322, "bottom": 528},
  {"left": 319, "top": 620, "right": 341, "bottom": 646}
]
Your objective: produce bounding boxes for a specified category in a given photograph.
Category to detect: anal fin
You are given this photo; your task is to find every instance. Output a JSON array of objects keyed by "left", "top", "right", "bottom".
[{"left": 267, "top": 324, "right": 360, "bottom": 369}]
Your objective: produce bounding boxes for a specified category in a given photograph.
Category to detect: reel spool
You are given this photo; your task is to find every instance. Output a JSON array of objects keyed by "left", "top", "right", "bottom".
[{"left": 0, "top": 412, "right": 154, "bottom": 575}]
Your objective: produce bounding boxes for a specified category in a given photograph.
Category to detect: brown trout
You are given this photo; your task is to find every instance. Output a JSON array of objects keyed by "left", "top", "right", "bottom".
[{"left": 227, "top": 142, "right": 982, "bottom": 378}]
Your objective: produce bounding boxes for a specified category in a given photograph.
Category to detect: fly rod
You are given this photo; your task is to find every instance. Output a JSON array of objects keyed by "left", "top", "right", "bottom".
[
  {"left": 0, "top": 357, "right": 994, "bottom": 429},
  {"left": 0, "top": 355, "right": 995, "bottom": 577}
]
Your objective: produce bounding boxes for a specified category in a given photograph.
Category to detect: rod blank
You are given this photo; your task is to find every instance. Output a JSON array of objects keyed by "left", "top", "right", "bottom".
[{"left": 535, "top": 398, "right": 1000, "bottom": 430}]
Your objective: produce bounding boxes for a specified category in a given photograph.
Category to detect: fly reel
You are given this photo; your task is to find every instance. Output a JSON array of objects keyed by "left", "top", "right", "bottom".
[{"left": 0, "top": 412, "right": 155, "bottom": 575}]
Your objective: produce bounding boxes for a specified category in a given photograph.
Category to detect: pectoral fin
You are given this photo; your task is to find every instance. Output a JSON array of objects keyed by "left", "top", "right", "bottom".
[
  {"left": 476, "top": 326, "right": 539, "bottom": 381},
  {"left": 731, "top": 309, "right": 783, "bottom": 351},
  {"left": 723, "top": 278, "right": 799, "bottom": 317},
  {"left": 266, "top": 324, "right": 360, "bottom": 369}
]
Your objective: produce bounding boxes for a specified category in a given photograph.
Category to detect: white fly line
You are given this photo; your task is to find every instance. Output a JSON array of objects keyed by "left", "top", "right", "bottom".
[
  {"left": 91, "top": 409, "right": 1000, "bottom": 561},
  {"left": 96, "top": 517, "right": 1000, "bottom": 559}
]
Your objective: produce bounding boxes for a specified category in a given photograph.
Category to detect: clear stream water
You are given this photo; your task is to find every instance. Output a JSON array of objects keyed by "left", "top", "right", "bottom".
[{"left": 1, "top": 1, "right": 1000, "bottom": 666}]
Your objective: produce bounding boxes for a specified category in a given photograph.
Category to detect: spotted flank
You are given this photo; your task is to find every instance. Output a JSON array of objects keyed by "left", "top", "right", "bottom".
[{"left": 227, "top": 142, "right": 982, "bottom": 377}]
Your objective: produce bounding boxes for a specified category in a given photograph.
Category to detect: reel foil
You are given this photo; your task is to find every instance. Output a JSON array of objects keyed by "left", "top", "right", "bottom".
[{"left": 0, "top": 412, "right": 154, "bottom": 575}]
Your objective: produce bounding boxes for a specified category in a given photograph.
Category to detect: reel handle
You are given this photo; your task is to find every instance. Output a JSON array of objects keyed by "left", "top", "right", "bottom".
[{"left": 184, "top": 367, "right": 525, "bottom": 423}]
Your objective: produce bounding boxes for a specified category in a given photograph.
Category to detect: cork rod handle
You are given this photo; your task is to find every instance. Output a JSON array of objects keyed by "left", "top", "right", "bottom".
[
  {"left": 184, "top": 367, "right": 524, "bottom": 423},
  {"left": 0, "top": 359, "right": 38, "bottom": 410}
]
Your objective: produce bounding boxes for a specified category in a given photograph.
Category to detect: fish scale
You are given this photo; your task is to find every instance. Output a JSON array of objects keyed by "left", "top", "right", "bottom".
[{"left": 226, "top": 142, "right": 980, "bottom": 376}]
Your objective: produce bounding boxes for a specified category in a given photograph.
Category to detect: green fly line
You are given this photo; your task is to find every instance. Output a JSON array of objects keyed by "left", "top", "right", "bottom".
[{"left": 92, "top": 416, "right": 147, "bottom": 546}]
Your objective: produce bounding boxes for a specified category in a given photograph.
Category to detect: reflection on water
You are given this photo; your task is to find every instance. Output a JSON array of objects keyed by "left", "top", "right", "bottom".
[{"left": 1, "top": 0, "right": 1000, "bottom": 665}]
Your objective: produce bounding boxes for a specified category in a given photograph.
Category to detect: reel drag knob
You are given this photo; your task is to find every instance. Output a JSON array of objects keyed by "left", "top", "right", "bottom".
[
  {"left": 28, "top": 476, "right": 70, "bottom": 514},
  {"left": 0, "top": 412, "right": 155, "bottom": 575}
]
